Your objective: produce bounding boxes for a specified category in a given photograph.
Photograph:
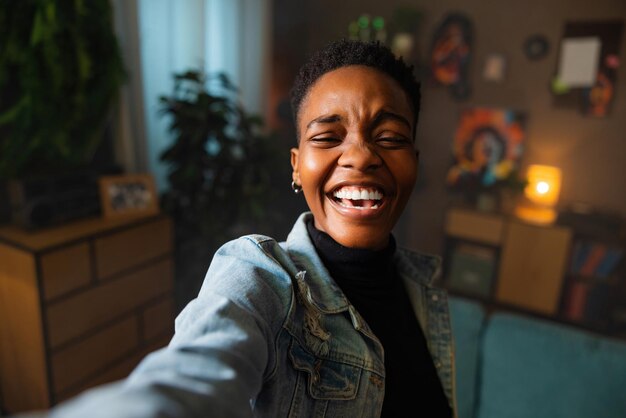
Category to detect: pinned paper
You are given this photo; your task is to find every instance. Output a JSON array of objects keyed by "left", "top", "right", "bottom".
[
  {"left": 556, "top": 37, "right": 601, "bottom": 88},
  {"left": 483, "top": 54, "right": 506, "bottom": 82}
]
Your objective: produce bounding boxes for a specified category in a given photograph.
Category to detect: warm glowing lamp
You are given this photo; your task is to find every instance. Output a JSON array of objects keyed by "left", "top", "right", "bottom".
[{"left": 515, "top": 165, "right": 562, "bottom": 225}]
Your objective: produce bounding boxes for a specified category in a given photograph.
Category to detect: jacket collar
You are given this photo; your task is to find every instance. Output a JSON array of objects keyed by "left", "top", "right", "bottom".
[
  {"left": 285, "top": 213, "right": 351, "bottom": 314},
  {"left": 284, "top": 212, "right": 441, "bottom": 313}
]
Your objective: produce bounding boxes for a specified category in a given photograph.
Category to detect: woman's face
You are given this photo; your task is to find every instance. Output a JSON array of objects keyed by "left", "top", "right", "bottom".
[{"left": 291, "top": 65, "right": 418, "bottom": 250}]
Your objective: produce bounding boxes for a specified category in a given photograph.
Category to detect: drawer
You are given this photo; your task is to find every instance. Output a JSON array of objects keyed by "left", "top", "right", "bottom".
[
  {"left": 51, "top": 316, "right": 139, "bottom": 394},
  {"left": 46, "top": 258, "right": 173, "bottom": 348},
  {"left": 55, "top": 334, "right": 171, "bottom": 402},
  {"left": 95, "top": 218, "right": 172, "bottom": 279},
  {"left": 41, "top": 243, "right": 91, "bottom": 300},
  {"left": 142, "top": 298, "right": 175, "bottom": 342},
  {"left": 445, "top": 208, "right": 505, "bottom": 245}
]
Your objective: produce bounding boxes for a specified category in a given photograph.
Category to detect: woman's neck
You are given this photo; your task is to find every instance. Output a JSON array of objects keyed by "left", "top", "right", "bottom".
[{"left": 305, "top": 217, "right": 396, "bottom": 289}]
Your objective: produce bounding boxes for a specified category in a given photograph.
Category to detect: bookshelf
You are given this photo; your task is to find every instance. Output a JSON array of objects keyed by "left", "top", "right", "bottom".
[
  {"left": 442, "top": 206, "right": 626, "bottom": 340},
  {"left": 557, "top": 210, "right": 626, "bottom": 336}
]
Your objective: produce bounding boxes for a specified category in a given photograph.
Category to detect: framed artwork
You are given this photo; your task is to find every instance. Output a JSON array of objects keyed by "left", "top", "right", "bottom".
[
  {"left": 429, "top": 12, "right": 474, "bottom": 100},
  {"left": 552, "top": 20, "right": 624, "bottom": 117},
  {"left": 446, "top": 107, "right": 526, "bottom": 192},
  {"left": 98, "top": 174, "right": 159, "bottom": 219},
  {"left": 483, "top": 53, "right": 507, "bottom": 82}
]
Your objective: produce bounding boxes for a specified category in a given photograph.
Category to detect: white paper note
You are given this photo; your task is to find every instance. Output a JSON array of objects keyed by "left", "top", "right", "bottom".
[{"left": 557, "top": 37, "right": 601, "bottom": 88}]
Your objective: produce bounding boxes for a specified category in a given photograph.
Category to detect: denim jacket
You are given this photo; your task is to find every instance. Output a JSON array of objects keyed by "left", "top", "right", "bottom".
[{"left": 38, "top": 212, "right": 456, "bottom": 418}]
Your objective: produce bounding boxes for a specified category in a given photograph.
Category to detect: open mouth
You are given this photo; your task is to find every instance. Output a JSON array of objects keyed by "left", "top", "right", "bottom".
[{"left": 329, "top": 186, "right": 384, "bottom": 210}]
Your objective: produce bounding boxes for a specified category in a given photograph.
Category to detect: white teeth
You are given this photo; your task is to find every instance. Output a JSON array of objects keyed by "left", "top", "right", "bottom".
[
  {"left": 337, "top": 202, "right": 378, "bottom": 210},
  {"left": 332, "top": 187, "right": 383, "bottom": 201}
]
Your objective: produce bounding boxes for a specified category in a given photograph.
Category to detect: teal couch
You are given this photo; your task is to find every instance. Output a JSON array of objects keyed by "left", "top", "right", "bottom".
[{"left": 449, "top": 297, "right": 626, "bottom": 418}]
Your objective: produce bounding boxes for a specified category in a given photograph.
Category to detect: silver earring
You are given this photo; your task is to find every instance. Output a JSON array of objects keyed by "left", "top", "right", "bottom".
[{"left": 291, "top": 181, "right": 302, "bottom": 194}]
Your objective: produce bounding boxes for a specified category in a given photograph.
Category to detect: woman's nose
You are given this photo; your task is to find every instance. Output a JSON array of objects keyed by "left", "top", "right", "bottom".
[{"left": 337, "top": 138, "right": 382, "bottom": 171}]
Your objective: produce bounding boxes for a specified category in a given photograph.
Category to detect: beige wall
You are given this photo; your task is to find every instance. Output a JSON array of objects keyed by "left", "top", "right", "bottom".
[{"left": 273, "top": 0, "right": 626, "bottom": 254}]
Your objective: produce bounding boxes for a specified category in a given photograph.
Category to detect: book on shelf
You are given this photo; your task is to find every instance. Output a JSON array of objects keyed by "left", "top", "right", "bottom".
[
  {"left": 562, "top": 280, "right": 614, "bottom": 328},
  {"left": 570, "top": 240, "right": 624, "bottom": 279},
  {"left": 563, "top": 281, "right": 589, "bottom": 321}
]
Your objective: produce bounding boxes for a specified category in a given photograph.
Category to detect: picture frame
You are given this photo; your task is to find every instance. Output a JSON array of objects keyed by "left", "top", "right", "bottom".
[
  {"left": 446, "top": 242, "right": 498, "bottom": 298},
  {"left": 482, "top": 53, "right": 507, "bottom": 82},
  {"left": 98, "top": 174, "right": 159, "bottom": 219}
]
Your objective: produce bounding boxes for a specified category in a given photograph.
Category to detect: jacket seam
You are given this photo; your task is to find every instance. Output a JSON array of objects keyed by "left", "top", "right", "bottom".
[{"left": 242, "top": 235, "right": 298, "bottom": 382}]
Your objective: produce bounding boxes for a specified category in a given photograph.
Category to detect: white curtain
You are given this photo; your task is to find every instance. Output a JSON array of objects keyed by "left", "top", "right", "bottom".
[{"left": 113, "top": 0, "right": 271, "bottom": 191}]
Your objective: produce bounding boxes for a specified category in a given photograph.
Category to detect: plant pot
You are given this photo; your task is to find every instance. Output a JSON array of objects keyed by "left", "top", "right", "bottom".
[{"left": 7, "top": 169, "right": 102, "bottom": 229}]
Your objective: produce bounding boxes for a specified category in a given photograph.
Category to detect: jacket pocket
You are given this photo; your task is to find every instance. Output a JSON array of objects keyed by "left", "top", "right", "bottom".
[{"left": 289, "top": 339, "right": 361, "bottom": 400}]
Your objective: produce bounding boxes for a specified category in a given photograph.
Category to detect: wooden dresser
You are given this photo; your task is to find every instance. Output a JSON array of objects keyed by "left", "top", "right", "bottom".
[
  {"left": 443, "top": 207, "right": 573, "bottom": 315},
  {"left": 0, "top": 214, "right": 175, "bottom": 413}
]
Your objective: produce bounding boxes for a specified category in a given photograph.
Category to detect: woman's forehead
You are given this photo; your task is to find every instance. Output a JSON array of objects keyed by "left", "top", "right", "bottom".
[{"left": 299, "top": 66, "right": 413, "bottom": 123}]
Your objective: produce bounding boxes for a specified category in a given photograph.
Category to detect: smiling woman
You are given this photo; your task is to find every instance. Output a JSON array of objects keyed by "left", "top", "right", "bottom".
[
  {"left": 291, "top": 65, "right": 418, "bottom": 250},
  {"left": 20, "top": 40, "right": 456, "bottom": 418}
]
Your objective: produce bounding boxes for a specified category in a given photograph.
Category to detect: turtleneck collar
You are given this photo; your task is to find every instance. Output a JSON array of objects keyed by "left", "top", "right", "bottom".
[{"left": 305, "top": 217, "right": 397, "bottom": 290}]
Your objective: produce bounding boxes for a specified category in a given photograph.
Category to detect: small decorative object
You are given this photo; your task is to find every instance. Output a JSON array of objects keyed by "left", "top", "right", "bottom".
[
  {"left": 552, "top": 20, "right": 624, "bottom": 117},
  {"left": 430, "top": 12, "right": 473, "bottom": 100},
  {"left": 446, "top": 107, "right": 527, "bottom": 210},
  {"left": 483, "top": 53, "right": 507, "bottom": 82},
  {"left": 348, "top": 14, "right": 386, "bottom": 43},
  {"left": 99, "top": 174, "right": 159, "bottom": 219},
  {"left": 389, "top": 6, "right": 422, "bottom": 62},
  {"left": 514, "top": 164, "right": 562, "bottom": 225},
  {"left": 523, "top": 34, "right": 550, "bottom": 60},
  {"left": 392, "top": 32, "right": 414, "bottom": 60}
]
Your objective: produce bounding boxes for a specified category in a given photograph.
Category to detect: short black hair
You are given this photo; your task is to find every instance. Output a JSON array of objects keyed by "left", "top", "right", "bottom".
[{"left": 290, "top": 39, "right": 421, "bottom": 140}]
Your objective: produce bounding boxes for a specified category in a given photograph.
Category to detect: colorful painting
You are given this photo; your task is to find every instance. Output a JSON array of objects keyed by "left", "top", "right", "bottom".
[
  {"left": 447, "top": 108, "right": 526, "bottom": 191},
  {"left": 430, "top": 13, "right": 473, "bottom": 100}
]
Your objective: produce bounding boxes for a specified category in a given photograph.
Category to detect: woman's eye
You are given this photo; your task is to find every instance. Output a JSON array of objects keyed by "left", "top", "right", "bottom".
[
  {"left": 309, "top": 136, "right": 341, "bottom": 145},
  {"left": 376, "top": 136, "right": 411, "bottom": 147}
]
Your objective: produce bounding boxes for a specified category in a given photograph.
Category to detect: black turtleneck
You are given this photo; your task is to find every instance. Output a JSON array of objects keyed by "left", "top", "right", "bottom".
[{"left": 306, "top": 218, "right": 452, "bottom": 418}]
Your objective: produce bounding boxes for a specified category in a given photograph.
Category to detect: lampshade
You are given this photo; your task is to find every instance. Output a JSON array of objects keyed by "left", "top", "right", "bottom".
[
  {"left": 515, "top": 164, "right": 562, "bottom": 225},
  {"left": 524, "top": 165, "right": 562, "bottom": 207}
]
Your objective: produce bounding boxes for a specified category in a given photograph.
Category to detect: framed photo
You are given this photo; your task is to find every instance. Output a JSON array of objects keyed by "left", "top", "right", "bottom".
[
  {"left": 98, "top": 174, "right": 159, "bottom": 219},
  {"left": 446, "top": 242, "right": 498, "bottom": 298}
]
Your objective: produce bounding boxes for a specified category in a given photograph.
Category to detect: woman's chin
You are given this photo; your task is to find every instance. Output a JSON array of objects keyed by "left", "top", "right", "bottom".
[{"left": 325, "top": 223, "right": 391, "bottom": 251}]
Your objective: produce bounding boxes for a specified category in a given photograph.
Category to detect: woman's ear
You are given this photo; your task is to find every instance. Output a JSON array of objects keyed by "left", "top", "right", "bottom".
[{"left": 290, "top": 147, "right": 300, "bottom": 185}]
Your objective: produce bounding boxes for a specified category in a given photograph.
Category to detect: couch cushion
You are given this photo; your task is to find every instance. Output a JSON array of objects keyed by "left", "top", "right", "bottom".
[
  {"left": 477, "top": 313, "right": 626, "bottom": 418},
  {"left": 449, "top": 296, "right": 486, "bottom": 418}
]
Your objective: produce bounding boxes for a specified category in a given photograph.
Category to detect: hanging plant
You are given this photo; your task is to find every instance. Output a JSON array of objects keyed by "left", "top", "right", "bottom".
[{"left": 0, "top": 0, "right": 126, "bottom": 179}]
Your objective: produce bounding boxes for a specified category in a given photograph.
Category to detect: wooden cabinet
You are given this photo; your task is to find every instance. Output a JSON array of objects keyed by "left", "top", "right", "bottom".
[
  {"left": 443, "top": 207, "right": 572, "bottom": 316},
  {"left": 0, "top": 215, "right": 175, "bottom": 413},
  {"left": 496, "top": 221, "right": 572, "bottom": 315}
]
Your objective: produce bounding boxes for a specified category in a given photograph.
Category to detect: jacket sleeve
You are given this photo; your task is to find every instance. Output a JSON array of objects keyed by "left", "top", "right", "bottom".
[{"left": 23, "top": 236, "right": 294, "bottom": 418}]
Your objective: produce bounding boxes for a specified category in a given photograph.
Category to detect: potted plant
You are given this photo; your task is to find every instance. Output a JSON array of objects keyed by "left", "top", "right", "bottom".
[
  {"left": 0, "top": 0, "right": 125, "bottom": 226},
  {"left": 159, "top": 70, "right": 284, "bottom": 303}
]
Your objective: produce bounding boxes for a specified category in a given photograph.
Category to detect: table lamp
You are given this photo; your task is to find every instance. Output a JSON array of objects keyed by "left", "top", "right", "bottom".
[{"left": 515, "top": 164, "right": 562, "bottom": 224}]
